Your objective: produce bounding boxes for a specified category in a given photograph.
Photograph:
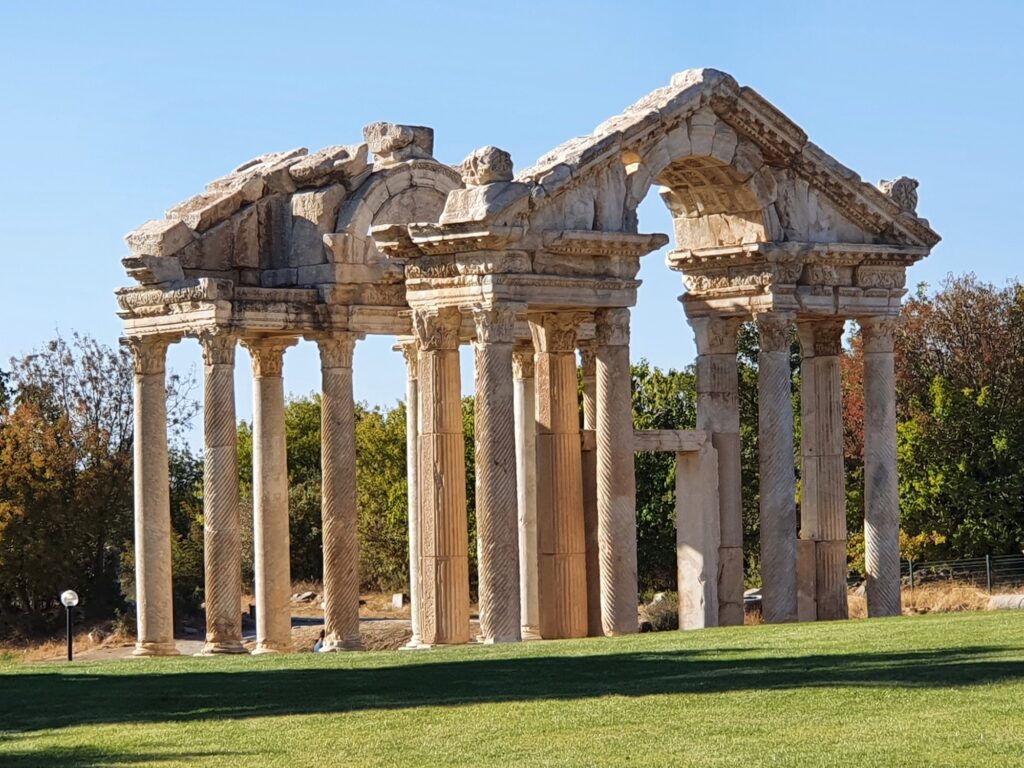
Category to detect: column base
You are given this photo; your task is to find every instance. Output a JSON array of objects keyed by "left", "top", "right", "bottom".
[
  {"left": 133, "top": 641, "right": 180, "bottom": 657},
  {"left": 520, "top": 626, "right": 542, "bottom": 641},
  {"left": 196, "top": 640, "right": 248, "bottom": 656},
  {"left": 252, "top": 641, "right": 290, "bottom": 655},
  {"left": 400, "top": 637, "right": 432, "bottom": 651},
  {"left": 319, "top": 638, "right": 365, "bottom": 653}
]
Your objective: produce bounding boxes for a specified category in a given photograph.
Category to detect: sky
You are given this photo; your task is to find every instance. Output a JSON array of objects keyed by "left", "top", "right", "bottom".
[{"left": 1, "top": 1, "right": 1021, "bottom": 447}]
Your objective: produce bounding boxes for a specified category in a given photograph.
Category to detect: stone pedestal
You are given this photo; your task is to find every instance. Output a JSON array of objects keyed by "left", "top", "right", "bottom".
[
  {"left": 690, "top": 315, "right": 744, "bottom": 626},
  {"left": 199, "top": 333, "right": 246, "bottom": 655},
  {"left": 755, "top": 312, "right": 798, "bottom": 623},
  {"left": 798, "top": 319, "right": 848, "bottom": 621},
  {"left": 862, "top": 316, "right": 901, "bottom": 618},
  {"left": 473, "top": 306, "right": 521, "bottom": 643},
  {"left": 578, "top": 340, "right": 603, "bottom": 637},
  {"left": 594, "top": 309, "right": 638, "bottom": 636},
  {"left": 128, "top": 337, "right": 179, "bottom": 657},
  {"left": 318, "top": 335, "right": 363, "bottom": 651},
  {"left": 531, "top": 313, "right": 588, "bottom": 639},
  {"left": 243, "top": 338, "right": 296, "bottom": 654},
  {"left": 513, "top": 343, "right": 540, "bottom": 639},
  {"left": 414, "top": 307, "right": 470, "bottom": 645},
  {"left": 676, "top": 442, "right": 720, "bottom": 630},
  {"left": 401, "top": 342, "right": 426, "bottom": 648}
]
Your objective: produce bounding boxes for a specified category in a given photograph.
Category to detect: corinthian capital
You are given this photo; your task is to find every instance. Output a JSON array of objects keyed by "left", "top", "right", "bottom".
[
  {"left": 315, "top": 334, "right": 358, "bottom": 369},
  {"left": 797, "top": 318, "right": 845, "bottom": 358},
  {"left": 242, "top": 337, "right": 297, "bottom": 377},
  {"left": 399, "top": 340, "right": 419, "bottom": 379},
  {"left": 860, "top": 316, "right": 900, "bottom": 354},
  {"left": 529, "top": 312, "right": 586, "bottom": 354},
  {"left": 595, "top": 308, "right": 630, "bottom": 347},
  {"left": 472, "top": 304, "right": 519, "bottom": 345},
  {"left": 124, "top": 335, "right": 172, "bottom": 376},
  {"left": 512, "top": 342, "right": 535, "bottom": 379},
  {"left": 690, "top": 315, "right": 742, "bottom": 356},
  {"left": 412, "top": 306, "right": 462, "bottom": 351},
  {"left": 754, "top": 312, "right": 795, "bottom": 353},
  {"left": 199, "top": 331, "right": 236, "bottom": 367}
]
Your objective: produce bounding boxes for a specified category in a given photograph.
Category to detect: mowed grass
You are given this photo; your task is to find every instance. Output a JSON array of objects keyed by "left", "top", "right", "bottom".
[{"left": 1, "top": 611, "right": 1023, "bottom": 767}]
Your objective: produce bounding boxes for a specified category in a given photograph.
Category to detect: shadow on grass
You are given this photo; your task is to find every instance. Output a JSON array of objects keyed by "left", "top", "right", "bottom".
[
  {"left": 0, "top": 746, "right": 244, "bottom": 767},
  {"left": 1, "top": 645, "right": 1021, "bottom": 734}
]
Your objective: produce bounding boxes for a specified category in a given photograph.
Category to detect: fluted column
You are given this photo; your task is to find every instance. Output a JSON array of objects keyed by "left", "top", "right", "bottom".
[
  {"left": 199, "top": 332, "right": 246, "bottom": 655},
  {"left": 578, "top": 339, "right": 602, "bottom": 637},
  {"left": 413, "top": 307, "right": 470, "bottom": 645},
  {"left": 473, "top": 305, "right": 521, "bottom": 643},
  {"left": 862, "top": 316, "right": 901, "bottom": 618},
  {"left": 595, "top": 308, "right": 638, "bottom": 636},
  {"left": 676, "top": 440, "right": 720, "bottom": 629},
  {"left": 318, "top": 334, "right": 363, "bottom": 651},
  {"left": 531, "top": 312, "right": 588, "bottom": 639},
  {"left": 690, "top": 315, "right": 744, "bottom": 626},
  {"left": 513, "top": 342, "right": 540, "bottom": 639},
  {"left": 755, "top": 312, "right": 798, "bottom": 623},
  {"left": 401, "top": 341, "right": 425, "bottom": 648},
  {"left": 243, "top": 337, "right": 296, "bottom": 654},
  {"left": 798, "top": 318, "right": 848, "bottom": 621},
  {"left": 128, "top": 336, "right": 179, "bottom": 657}
]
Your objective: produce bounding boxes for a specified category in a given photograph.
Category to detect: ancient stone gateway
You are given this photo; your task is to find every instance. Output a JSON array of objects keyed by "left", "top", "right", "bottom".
[{"left": 117, "top": 69, "right": 938, "bottom": 655}]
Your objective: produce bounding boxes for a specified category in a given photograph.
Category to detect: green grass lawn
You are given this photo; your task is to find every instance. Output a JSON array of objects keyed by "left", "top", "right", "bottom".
[{"left": 1, "top": 611, "right": 1023, "bottom": 767}]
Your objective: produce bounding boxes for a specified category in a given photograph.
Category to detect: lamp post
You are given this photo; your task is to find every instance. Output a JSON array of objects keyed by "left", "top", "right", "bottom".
[{"left": 60, "top": 590, "right": 79, "bottom": 661}]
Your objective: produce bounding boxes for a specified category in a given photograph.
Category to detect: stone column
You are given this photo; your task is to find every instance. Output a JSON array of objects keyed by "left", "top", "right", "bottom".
[
  {"left": 530, "top": 312, "right": 588, "bottom": 639},
  {"left": 243, "top": 337, "right": 296, "bottom": 654},
  {"left": 401, "top": 342, "right": 425, "bottom": 648},
  {"left": 128, "top": 336, "right": 179, "bottom": 657},
  {"left": 862, "top": 316, "right": 901, "bottom": 618},
  {"left": 318, "top": 334, "right": 363, "bottom": 651},
  {"left": 199, "top": 332, "right": 246, "bottom": 655},
  {"left": 413, "top": 307, "right": 470, "bottom": 645},
  {"left": 690, "top": 315, "right": 744, "bottom": 626},
  {"left": 594, "top": 308, "right": 638, "bottom": 636},
  {"left": 578, "top": 339, "right": 603, "bottom": 637},
  {"left": 473, "top": 305, "right": 521, "bottom": 643},
  {"left": 755, "top": 312, "right": 798, "bottom": 623},
  {"left": 798, "top": 318, "right": 848, "bottom": 621},
  {"left": 513, "top": 342, "right": 540, "bottom": 639},
  {"left": 676, "top": 440, "right": 720, "bottom": 630}
]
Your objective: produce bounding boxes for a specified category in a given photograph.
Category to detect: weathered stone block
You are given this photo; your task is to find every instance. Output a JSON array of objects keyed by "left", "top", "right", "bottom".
[{"left": 125, "top": 219, "right": 195, "bottom": 257}]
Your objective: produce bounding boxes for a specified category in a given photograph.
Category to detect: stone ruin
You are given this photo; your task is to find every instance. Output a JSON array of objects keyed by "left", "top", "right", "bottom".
[{"left": 117, "top": 69, "right": 939, "bottom": 654}]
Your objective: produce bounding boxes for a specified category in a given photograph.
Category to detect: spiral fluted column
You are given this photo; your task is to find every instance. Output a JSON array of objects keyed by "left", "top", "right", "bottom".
[
  {"left": 128, "top": 336, "right": 179, "bottom": 657},
  {"left": 798, "top": 319, "right": 848, "bottom": 621},
  {"left": 242, "top": 337, "right": 297, "bottom": 653},
  {"left": 531, "top": 312, "right": 588, "bottom": 639},
  {"left": 862, "top": 316, "right": 901, "bottom": 618},
  {"left": 413, "top": 307, "right": 470, "bottom": 645},
  {"left": 473, "top": 305, "right": 522, "bottom": 643},
  {"left": 755, "top": 312, "right": 798, "bottom": 624},
  {"left": 690, "top": 315, "right": 744, "bottom": 626},
  {"left": 595, "top": 309, "right": 638, "bottom": 636},
  {"left": 513, "top": 343, "right": 540, "bottom": 639},
  {"left": 318, "top": 334, "right": 363, "bottom": 651},
  {"left": 199, "top": 332, "right": 246, "bottom": 655},
  {"left": 579, "top": 338, "right": 603, "bottom": 637}
]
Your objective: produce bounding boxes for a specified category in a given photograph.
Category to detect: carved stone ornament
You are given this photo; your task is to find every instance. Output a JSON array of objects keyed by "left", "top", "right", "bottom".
[
  {"left": 530, "top": 313, "right": 586, "bottom": 354},
  {"left": 412, "top": 306, "right": 462, "bottom": 351},
  {"left": 877, "top": 176, "right": 919, "bottom": 214},
  {"left": 472, "top": 304, "right": 518, "bottom": 345},
  {"left": 316, "top": 334, "right": 358, "bottom": 369},
  {"left": 754, "top": 312, "right": 795, "bottom": 353},
  {"left": 860, "top": 316, "right": 900, "bottom": 354},
  {"left": 799, "top": 318, "right": 845, "bottom": 357},
  {"left": 459, "top": 146, "right": 514, "bottom": 187},
  {"left": 856, "top": 265, "right": 907, "bottom": 290},
  {"left": 199, "top": 331, "right": 236, "bottom": 367},
  {"left": 124, "top": 336, "right": 171, "bottom": 376},
  {"left": 577, "top": 340, "right": 597, "bottom": 376},
  {"left": 242, "top": 338, "right": 297, "bottom": 377},
  {"left": 399, "top": 341, "right": 419, "bottom": 378},
  {"left": 595, "top": 308, "right": 630, "bottom": 347},
  {"left": 362, "top": 122, "right": 434, "bottom": 165},
  {"left": 512, "top": 343, "right": 535, "bottom": 379},
  {"left": 691, "top": 315, "right": 742, "bottom": 355}
]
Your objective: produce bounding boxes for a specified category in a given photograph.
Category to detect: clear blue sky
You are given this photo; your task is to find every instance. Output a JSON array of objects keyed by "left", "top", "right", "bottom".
[{"left": 1, "top": 1, "right": 1020, "bottom": 447}]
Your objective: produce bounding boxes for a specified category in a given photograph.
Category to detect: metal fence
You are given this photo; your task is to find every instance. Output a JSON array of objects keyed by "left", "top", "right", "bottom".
[{"left": 895, "top": 554, "right": 1024, "bottom": 593}]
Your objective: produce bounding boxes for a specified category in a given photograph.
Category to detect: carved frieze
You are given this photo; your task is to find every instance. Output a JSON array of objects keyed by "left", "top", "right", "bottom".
[{"left": 855, "top": 265, "right": 906, "bottom": 290}]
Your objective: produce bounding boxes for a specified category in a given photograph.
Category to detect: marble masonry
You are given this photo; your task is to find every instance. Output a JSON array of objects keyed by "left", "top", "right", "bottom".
[{"left": 117, "top": 69, "right": 938, "bottom": 654}]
